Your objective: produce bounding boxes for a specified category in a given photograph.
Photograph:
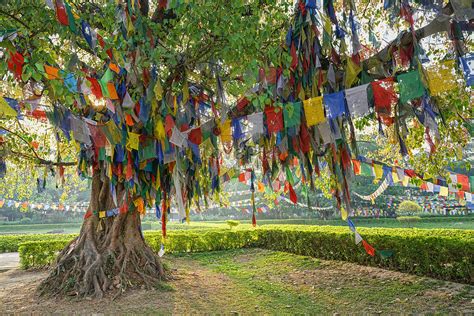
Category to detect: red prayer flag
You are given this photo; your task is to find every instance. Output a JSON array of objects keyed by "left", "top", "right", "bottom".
[
  {"left": 352, "top": 159, "right": 361, "bottom": 175},
  {"left": 299, "top": 122, "right": 310, "bottom": 154},
  {"left": 362, "top": 240, "right": 375, "bottom": 256},
  {"left": 265, "top": 106, "right": 284, "bottom": 133},
  {"left": 457, "top": 174, "right": 470, "bottom": 192},
  {"left": 252, "top": 212, "right": 257, "bottom": 227},
  {"left": 236, "top": 97, "right": 249, "bottom": 111},
  {"left": 55, "top": 0, "right": 69, "bottom": 26},
  {"left": 238, "top": 172, "right": 246, "bottom": 183},
  {"left": 371, "top": 78, "right": 397, "bottom": 115},
  {"left": 87, "top": 77, "right": 103, "bottom": 99},
  {"left": 7, "top": 51, "right": 24, "bottom": 79},
  {"left": 289, "top": 183, "right": 297, "bottom": 204},
  {"left": 188, "top": 127, "right": 202, "bottom": 145},
  {"left": 404, "top": 169, "right": 416, "bottom": 178},
  {"left": 84, "top": 209, "right": 93, "bottom": 219}
]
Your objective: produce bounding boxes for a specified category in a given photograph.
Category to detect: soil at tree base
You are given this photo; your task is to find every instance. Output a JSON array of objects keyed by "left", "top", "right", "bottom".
[{"left": 0, "top": 249, "right": 472, "bottom": 314}]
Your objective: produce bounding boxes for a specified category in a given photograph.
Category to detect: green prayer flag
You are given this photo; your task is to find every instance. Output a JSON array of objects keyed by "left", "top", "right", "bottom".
[
  {"left": 65, "top": 2, "right": 76, "bottom": 33},
  {"left": 285, "top": 165, "right": 295, "bottom": 186},
  {"left": 397, "top": 70, "right": 425, "bottom": 104},
  {"left": 360, "top": 162, "right": 373, "bottom": 177},
  {"left": 469, "top": 176, "right": 474, "bottom": 192},
  {"left": 98, "top": 147, "right": 106, "bottom": 161},
  {"left": 139, "top": 141, "right": 156, "bottom": 162},
  {"left": 378, "top": 250, "right": 394, "bottom": 259},
  {"left": 283, "top": 102, "right": 301, "bottom": 128}
]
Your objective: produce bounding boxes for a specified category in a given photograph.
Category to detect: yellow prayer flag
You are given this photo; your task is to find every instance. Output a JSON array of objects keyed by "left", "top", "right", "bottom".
[
  {"left": 134, "top": 197, "right": 145, "bottom": 214},
  {"left": 220, "top": 119, "right": 232, "bottom": 143},
  {"left": 402, "top": 176, "right": 409, "bottom": 187},
  {"left": 345, "top": 57, "right": 361, "bottom": 88},
  {"left": 154, "top": 119, "right": 166, "bottom": 140},
  {"left": 127, "top": 132, "right": 140, "bottom": 151},
  {"left": 0, "top": 96, "right": 17, "bottom": 117},
  {"left": 392, "top": 171, "right": 399, "bottom": 183},
  {"left": 340, "top": 206, "right": 348, "bottom": 220},
  {"left": 99, "top": 211, "right": 106, "bottom": 218},
  {"left": 426, "top": 60, "right": 457, "bottom": 96},
  {"left": 373, "top": 164, "right": 383, "bottom": 181},
  {"left": 154, "top": 80, "right": 163, "bottom": 100},
  {"left": 303, "top": 96, "right": 325, "bottom": 126},
  {"left": 439, "top": 186, "right": 449, "bottom": 197}
]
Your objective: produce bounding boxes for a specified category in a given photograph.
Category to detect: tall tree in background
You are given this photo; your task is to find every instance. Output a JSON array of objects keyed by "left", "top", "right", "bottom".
[{"left": 0, "top": 0, "right": 471, "bottom": 298}]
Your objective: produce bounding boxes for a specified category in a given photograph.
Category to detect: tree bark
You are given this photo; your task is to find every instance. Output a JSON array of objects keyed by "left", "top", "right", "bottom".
[{"left": 38, "top": 171, "right": 165, "bottom": 298}]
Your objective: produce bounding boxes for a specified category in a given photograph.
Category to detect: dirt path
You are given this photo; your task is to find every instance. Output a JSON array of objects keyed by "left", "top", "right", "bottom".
[{"left": 0, "top": 249, "right": 472, "bottom": 314}]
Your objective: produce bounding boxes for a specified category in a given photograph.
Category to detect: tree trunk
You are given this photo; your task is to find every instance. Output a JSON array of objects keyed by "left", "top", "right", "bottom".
[{"left": 38, "top": 171, "right": 165, "bottom": 298}]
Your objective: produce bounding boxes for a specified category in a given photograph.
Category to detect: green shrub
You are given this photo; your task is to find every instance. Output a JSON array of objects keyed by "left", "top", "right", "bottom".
[
  {"left": 254, "top": 225, "right": 473, "bottom": 284},
  {"left": 19, "top": 218, "right": 32, "bottom": 224},
  {"left": 397, "top": 200, "right": 422, "bottom": 215},
  {"left": 0, "top": 234, "right": 77, "bottom": 253},
  {"left": 226, "top": 220, "right": 241, "bottom": 229},
  {"left": 18, "top": 239, "right": 71, "bottom": 269},
  {"left": 12, "top": 225, "right": 474, "bottom": 284},
  {"left": 397, "top": 216, "right": 422, "bottom": 222}
]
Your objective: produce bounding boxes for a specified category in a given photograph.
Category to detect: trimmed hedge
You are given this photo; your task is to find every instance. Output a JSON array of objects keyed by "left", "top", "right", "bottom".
[
  {"left": 254, "top": 225, "right": 473, "bottom": 284},
  {"left": 11, "top": 226, "right": 474, "bottom": 284},
  {"left": 0, "top": 234, "right": 77, "bottom": 253},
  {"left": 19, "top": 240, "right": 71, "bottom": 269}
]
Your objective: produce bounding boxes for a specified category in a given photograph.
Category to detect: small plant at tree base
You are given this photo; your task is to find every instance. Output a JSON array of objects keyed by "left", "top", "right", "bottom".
[{"left": 226, "top": 220, "right": 241, "bottom": 229}]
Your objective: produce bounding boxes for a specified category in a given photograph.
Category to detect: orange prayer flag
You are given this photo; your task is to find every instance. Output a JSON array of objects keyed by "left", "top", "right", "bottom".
[
  {"left": 257, "top": 181, "right": 265, "bottom": 193},
  {"left": 44, "top": 65, "right": 60, "bottom": 80},
  {"left": 109, "top": 63, "right": 120, "bottom": 74},
  {"left": 352, "top": 159, "right": 361, "bottom": 175},
  {"left": 125, "top": 114, "right": 134, "bottom": 126},
  {"left": 362, "top": 240, "right": 375, "bottom": 256},
  {"left": 107, "top": 82, "right": 119, "bottom": 100}
]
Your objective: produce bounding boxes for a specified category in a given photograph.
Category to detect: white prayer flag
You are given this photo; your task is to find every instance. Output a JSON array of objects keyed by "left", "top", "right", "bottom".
[{"left": 345, "top": 84, "right": 370, "bottom": 117}]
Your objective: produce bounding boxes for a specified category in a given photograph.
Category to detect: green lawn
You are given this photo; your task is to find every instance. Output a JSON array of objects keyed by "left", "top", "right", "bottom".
[
  {"left": 0, "top": 215, "right": 472, "bottom": 234},
  {"left": 2, "top": 248, "right": 471, "bottom": 314},
  {"left": 166, "top": 249, "right": 472, "bottom": 314}
]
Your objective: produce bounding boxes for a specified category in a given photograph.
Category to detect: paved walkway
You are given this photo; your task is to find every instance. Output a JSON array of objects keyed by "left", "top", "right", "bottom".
[{"left": 0, "top": 253, "right": 19, "bottom": 271}]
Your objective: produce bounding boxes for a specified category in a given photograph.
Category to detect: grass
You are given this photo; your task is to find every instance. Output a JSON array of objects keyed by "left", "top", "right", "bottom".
[
  {"left": 171, "top": 249, "right": 473, "bottom": 314},
  {"left": 0, "top": 215, "right": 472, "bottom": 235}
]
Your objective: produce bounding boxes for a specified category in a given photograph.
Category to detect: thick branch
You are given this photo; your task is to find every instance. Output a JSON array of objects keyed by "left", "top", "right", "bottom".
[
  {"left": 10, "top": 150, "right": 77, "bottom": 166},
  {"left": 362, "top": 2, "right": 454, "bottom": 70},
  {"left": 0, "top": 125, "right": 76, "bottom": 167}
]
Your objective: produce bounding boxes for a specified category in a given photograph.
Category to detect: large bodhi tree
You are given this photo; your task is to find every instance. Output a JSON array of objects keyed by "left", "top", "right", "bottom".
[{"left": 0, "top": 0, "right": 471, "bottom": 298}]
